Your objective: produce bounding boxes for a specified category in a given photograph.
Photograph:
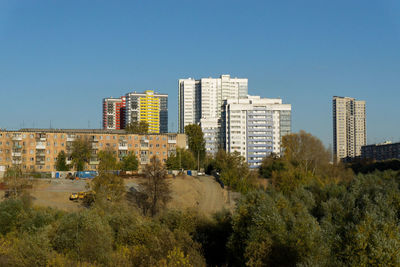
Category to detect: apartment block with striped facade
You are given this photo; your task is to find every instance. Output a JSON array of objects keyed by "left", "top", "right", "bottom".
[
  {"left": 0, "top": 129, "right": 186, "bottom": 173},
  {"left": 103, "top": 96, "right": 126, "bottom": 130},
  {"left": 125, "top": 90, "right": 168, "bottom": 133}
]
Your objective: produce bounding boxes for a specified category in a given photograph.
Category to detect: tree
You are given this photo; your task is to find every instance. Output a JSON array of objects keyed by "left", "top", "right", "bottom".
[
  {"left": 55, "top": 151, "right": 69, "bottom": 171},
  {"left": 3, "top": 165, "right": 32, "bottom": 199},
  {"left": 70, "top": 138, "right": 91, "bottom": 171},
  {"left": 259, "top": 153, "right": 287, "bottom": 179},
  {"left": 98, "top": 148, "right": 118, "bottom": 173},
  {"left": 214, "top": 150, "right": 256, "bottom": 193},
  {"left": 260, "top": 131, "right": 353, "bottom": 193},
  {"left": 282, "top": 130, "right": 331, "bottom": 176},
  {"left": 90, "top": 172, "right": 126, "bottom": 204},
  {"left": 125, "top": 121, "right": 149, "bottom": 134},
  {"left": 166, "top": 148, "right": 196, "bottom": 170},
  {"left": 141, "top": 156, "right": 171, "bottom": 216},
  {"left": 120, "top": 152, "right": 139, "bottom": 171},
  {"left": 184, "top": 124, "right": 205, "bottom": 170}
]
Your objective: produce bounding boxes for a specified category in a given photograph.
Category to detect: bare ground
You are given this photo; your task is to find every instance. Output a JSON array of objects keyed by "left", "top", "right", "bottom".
[{"left": 1, "top": 175, "right": 239, "bottom": 215}]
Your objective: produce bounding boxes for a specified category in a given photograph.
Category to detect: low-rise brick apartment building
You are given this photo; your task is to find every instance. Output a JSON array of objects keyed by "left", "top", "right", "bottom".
[{"left": 0, "top": 129, "right": 186, "bottom": 173}]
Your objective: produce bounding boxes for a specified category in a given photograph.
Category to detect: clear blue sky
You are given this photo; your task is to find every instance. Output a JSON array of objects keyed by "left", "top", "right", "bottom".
[{"left": 1, "top": 0, "right": 399, "bottom": 147}]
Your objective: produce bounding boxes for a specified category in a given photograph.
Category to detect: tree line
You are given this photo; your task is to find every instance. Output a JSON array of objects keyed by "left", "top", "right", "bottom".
[{"left": 2, "top": 128, "right": 400, "bottom": 266}]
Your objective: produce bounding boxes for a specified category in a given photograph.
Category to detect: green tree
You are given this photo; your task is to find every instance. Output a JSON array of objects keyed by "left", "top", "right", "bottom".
[
  {"left": 51, "top": 209, "right": 113, "bottom": 265},
  {"left": 70, "top": 137, "right": 91, "bottom": 171},
  {"left": 229, "top": 189, "right": 329, "bottom": 266},
  {"left": 215, "top": 150, "right": 256, "bottom": 193},
  {"left": 125, "top": 121, "right": 149, "bottom": 134},
  {"left": 184, "top": 124, "right": 205, "bottom": 170},
  {"left": 142, "top": 156, "right": 171, "bottom": 216},
  {"left": 166, "top": 148, "right": 196, "bottom": 170},
  {"left": 98, "top": 148, "right": 118, "bottom": 173},
  {"left": 259, "top": 153, "right": 287, "bottom": 178},
  {"left": 55, "top": 151, "right": 69, "bottom": 171},
  {"left": 120, "top": 152, "right": 139, "bottom": 171}
]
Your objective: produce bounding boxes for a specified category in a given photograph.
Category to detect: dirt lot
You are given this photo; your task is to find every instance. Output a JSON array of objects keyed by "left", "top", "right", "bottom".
[{"left": 0, "top": 175, "right": 239, "bottom": 215}]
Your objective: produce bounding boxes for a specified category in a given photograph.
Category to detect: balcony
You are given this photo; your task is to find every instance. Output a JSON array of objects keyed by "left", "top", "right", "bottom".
[
  {"left": 167, "top": 139, "right": 177, "bottom": 144},
  {"left": 119, "top": 144, "right": 128, "bottom": 150},
  {"left": 66, "top": 160, "right": 72, "bottom": 165},
  {"left": 12, "top": 136, "right": 22, "bottom": 141},
  {"left": 12, "top": 160, "right": 22, "bottom": 165},
  {"left": 13, "top": 145, "right": 22, "bottom": 149},
  {"left": 11, "top": 152, "right": 22, "bottom": 157},
  {"left": 67, "top": 137, "right": 75, "bottom": 142},
  {"left": 36, "top": 142, "right": 46, "bottom": 149},
  {"left": 36, "top": 161, "right": 45, "bottom": 165},
  {"left": 89, "top": 160, "right": 100, "bottom": 165}
]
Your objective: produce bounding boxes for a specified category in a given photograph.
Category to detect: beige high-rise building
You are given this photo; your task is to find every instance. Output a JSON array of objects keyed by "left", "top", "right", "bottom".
[{"left": 333, "top": 96, "right": 366, "bottom": 161}]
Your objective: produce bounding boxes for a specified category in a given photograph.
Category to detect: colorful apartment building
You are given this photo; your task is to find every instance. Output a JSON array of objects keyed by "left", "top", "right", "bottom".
[
  {"left": 0, "top": 129, "right": 186, "bottom": 173},
  {"left": 103, "top": 96, "right": 126, "bottom": 130},
  {"left": 125, "top": 90, "right": 168, "bottom": 133}
]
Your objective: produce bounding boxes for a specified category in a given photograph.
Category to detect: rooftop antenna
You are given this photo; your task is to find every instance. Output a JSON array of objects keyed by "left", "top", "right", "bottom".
[
  {"left": 88, "top": 120, "right": 90, "bottom": 129},
  {"left": 50, "top": 120, "right": 52, "bottom": 129}
]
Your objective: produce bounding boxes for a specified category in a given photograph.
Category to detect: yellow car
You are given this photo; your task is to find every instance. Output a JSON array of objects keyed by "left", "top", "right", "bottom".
[{"left": 69, "top": 193, "right": 78, "bottom": 201}]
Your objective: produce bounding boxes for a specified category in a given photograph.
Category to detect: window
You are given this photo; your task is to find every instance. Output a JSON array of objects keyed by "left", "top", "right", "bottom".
[
  {"left": 107, "top": 103, "right": 114, "bottom": 113},
  {"left": 107, "top": 116, "right": 114, "bottom": 127}
]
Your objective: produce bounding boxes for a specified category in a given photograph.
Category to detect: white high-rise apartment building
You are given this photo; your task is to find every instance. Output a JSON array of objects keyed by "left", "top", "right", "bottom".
[
  {"left": 333, "top": 96, "right": 366, "bottom": 161},
  {"left": 223, "top": 96, "right": 291, "bottom": 168},
  {"left": 178, "top": 75, "right": 248, "bottom": 154}
]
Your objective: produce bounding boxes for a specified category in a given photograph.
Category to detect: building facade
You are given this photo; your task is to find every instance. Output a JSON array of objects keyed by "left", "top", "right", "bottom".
[
  {"left": 103, "top": 96, "right": 126, "bottom": 130},
  {"left": 361, "top": 142, "right": 400, "bottom": 161},
  {"left": 178, "top": 74, "right": 248, "bottom": 133},
  {"left": 223, "top": 96, "right": 291, "bottom": 168},
  {"left": 0, "top": 129, "right": 186, "bottom": 173},
  {"left": 178, "top": 74, "right": 248, "bottom": 154},
  {"left": 125, "top": 90, "right": 168, "bottom": 133},
  {"left": 333, "top": 96, "right": 366, "bottom": 161}
]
